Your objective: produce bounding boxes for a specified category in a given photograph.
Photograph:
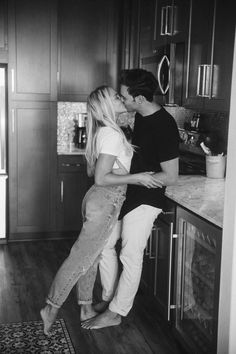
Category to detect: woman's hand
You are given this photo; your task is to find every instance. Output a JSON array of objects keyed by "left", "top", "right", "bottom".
[{"left": 135, "top": 172, "right": 163, "bottom": 188}]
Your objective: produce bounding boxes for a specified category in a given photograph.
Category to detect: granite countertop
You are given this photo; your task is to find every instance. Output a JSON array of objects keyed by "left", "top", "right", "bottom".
[
  {"left": 57, "top": 146, "right": 86, "bottom": 155},
  {"left": 165, "top": 175, "right": 225, "bottom": 228}
]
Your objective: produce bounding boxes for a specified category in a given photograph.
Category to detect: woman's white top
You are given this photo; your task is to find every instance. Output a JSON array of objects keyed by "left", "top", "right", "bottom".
[{"left": 96, "top": 127, "right": 133, "bottom": 172}]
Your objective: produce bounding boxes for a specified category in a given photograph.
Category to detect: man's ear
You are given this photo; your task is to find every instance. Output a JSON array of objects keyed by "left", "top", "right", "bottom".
[{"left": 134, "top": 95, "right": 145, "bottom": 104}]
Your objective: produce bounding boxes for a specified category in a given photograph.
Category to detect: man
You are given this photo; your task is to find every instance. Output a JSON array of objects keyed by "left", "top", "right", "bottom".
[{"left": 82, "top": 69, "right": 179, "bottom": 329}]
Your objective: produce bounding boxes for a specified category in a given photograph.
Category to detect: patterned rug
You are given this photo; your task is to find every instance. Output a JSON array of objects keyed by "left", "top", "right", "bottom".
[{"left": 0, "top": 318, "right": 75, "bottom": 353}]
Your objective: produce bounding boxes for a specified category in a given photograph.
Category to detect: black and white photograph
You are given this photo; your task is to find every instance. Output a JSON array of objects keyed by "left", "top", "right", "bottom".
[{"left": 0, "top": 0, "right": 236, "bottom": 353}]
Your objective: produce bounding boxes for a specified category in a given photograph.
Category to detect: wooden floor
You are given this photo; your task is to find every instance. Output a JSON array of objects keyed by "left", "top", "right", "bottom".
[{"left": 0, "top": 239, "right": 186, "bottom": 354}]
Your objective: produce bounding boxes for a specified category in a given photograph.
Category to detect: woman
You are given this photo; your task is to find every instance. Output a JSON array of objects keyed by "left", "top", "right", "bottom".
[{"left": 40, "top": 86, "right": 160, "bottom": 335}]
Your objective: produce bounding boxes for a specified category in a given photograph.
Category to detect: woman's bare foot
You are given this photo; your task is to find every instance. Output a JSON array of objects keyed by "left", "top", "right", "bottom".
[
  {"left": 81, "top": 309, "right": 121, "bottom": 329},
  {"left": 80, "top": 304, "right": 98, "bottom": 321},
  {"left": 40, "top": 305, "right": 58, "bottom": 336},
  {"left": 93, "top": 300, "right": 109, "bottom": 313}
]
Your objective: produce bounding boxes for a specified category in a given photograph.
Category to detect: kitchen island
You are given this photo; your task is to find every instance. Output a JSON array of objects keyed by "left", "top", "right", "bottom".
[{"left": 166, "top": 175, "right": 225, "bottom": 228}]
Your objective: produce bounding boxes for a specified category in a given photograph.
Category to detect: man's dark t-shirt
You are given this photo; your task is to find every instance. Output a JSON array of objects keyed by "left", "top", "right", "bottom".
[{"left": 119, "top": 107, "right": 179, "bottom": 219}]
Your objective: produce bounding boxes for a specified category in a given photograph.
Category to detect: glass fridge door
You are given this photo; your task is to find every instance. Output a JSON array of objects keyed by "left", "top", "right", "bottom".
[{"left": 175, "top": 207, "right": 222, "bottom": 354}]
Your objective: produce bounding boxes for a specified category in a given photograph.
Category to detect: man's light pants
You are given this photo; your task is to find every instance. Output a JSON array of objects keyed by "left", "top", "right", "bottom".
[{"left": 99, "top": 204, "right": 162, "bottom": 316}]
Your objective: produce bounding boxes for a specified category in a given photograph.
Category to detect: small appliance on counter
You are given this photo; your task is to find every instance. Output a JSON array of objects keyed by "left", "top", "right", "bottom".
[{"left": 73, "top": 113, "right": 87, "bottom": 149}]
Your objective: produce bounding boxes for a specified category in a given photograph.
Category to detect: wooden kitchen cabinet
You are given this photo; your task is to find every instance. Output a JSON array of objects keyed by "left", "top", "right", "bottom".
[
  {"left": 0, "top": 0, "right": 8, "bottom": 62},
  {"left": 57, "top": 0, "right": 120, "bottom": 101},
  {"left": 139, "top": 0, "right": 190, "bottom": 58},
  {"left": 8, "top": 0, "right": 57, "bottom": 101},
  {"left": 120, "top": 0, "right": 141, "bottom": 69},
  {"left": 183, "top": 0, "right": 235, "bottom": 112},
  {"left": 8, "top": 101, "right": 57, "bottom": 240},
  {"left": 141, "top": 198, "right": 176, "bottom": 320},
  {"left": 56, "top": 155, "right": 93, "bottom": 234},
  {"left": 153, "top": 0, "right": 190, "bottom": 49}
]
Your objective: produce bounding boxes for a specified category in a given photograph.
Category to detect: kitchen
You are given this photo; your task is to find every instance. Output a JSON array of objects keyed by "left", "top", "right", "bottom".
[{"left": 0, "top": 0, "right": 235, "bottom": 353}]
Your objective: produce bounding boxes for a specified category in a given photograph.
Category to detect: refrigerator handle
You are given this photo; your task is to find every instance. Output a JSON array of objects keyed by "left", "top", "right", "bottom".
[
  {"left": 12, "top": 109, "right": 15, "bottom": 134},
  {"left": 11, "top": 69, "right": 15, "bottom": 93}
]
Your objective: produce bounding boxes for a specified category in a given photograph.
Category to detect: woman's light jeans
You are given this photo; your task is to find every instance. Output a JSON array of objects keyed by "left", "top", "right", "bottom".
[{"left": 46, "top": 184, "right": 126, "bottom": 308}]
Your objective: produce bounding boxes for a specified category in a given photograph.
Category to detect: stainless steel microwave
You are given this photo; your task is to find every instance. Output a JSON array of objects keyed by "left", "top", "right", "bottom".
[{"left": 140, "top": 42, "right": 185, "bottom": 106}]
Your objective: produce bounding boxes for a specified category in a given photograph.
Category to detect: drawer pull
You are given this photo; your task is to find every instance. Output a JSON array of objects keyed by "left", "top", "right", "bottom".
[{"left": 61, "top": 163, "right": 81, "bottom": 167}]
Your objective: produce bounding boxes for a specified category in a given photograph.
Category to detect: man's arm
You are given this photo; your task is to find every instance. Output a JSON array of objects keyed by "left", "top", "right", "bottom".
[{"left": 153, "top": 157, "right": 179, "bottom": 186}]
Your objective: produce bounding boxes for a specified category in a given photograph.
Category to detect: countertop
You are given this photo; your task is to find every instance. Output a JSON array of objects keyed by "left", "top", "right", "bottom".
[
  {"left": 57, "top": 147, "right": 225, "bottom": 228},
  {"left": 165, "top": 175, "right": 225, "bottom": 228},
  {"left": 57, "top": 146, "right": 85, "bottom": 155}
]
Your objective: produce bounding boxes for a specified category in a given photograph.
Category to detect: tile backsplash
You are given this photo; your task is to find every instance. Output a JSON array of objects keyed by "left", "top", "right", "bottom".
[
  {"left": 57, "top": 102, "right": 87, "bottom": 150},
  {"left": 57, "top": 102, "right": 229, "bottom": 154}
]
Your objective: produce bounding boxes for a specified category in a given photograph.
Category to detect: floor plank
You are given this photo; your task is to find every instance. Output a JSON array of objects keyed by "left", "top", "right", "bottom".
[{"left": 0, "top": 239, "right": 185, "bottom": 354}]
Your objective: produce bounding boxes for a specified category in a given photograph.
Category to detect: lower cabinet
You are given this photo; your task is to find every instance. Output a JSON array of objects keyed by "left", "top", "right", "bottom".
[
  {"left": 56, "top": 155, "right": 93, "bottom": 234},
  {"left": 141, "top": 200, "right": 222, "bottom": 354},
  {"left": 142, "top": 199, "right": 176, "bottom": 319}
]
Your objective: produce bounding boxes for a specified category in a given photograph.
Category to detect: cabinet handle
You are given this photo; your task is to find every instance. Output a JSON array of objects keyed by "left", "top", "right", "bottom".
[
  {"left": 11, "top": 69, "right": 15, "bottom": 93},
  {"left": 61, "top": 163, "right": 81, "bottom": 167},
  {"left": 12, "top": 109, "right": 15, "bottom": 134},
  {"left": 197, "top": 64, "right": 211, "bottom": 97},
  {"left": 161, "top": 210, "right": 174, "bottom": 216},
  {"left": 197, "top": 64, "right": 202, "bottom": 96},
  {"left": 180, "top": 221, "right": 187, "bottom": 321},
  {"left": 167, "top": 223, "right": 177, "bottom": 321},
  {"left": 160, "top": 6, "right": 166, "bottom": 35},
  {"left": 154, "top": 227, "right": 160, "bottom": 296},
  {"left": 149, "top": 226, "right": 156, "bottom": 260},
  {"left": 204, "top": 65, "right": 211, "bottom": 98},
  {"left": 60, "top": 180, "right": 64, "bottom": 203},
  {"left": 165, "top": 6, "right": 173, "bottom": 36}
]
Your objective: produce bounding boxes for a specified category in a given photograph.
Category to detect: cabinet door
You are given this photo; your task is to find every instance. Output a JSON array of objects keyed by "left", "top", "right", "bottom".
[
  {"left": 183, "top": 0, "right": 214, "bottom": 110},
  {"left": 141, "top": 224, "right": 158, "bottom": 294},
  {"left": 139, "top": 0, "right": 156, "bottom": 58},
  {"left": 8, "top": 0, "right": 57, "bottom": 101},
  {"left": 154, "top": 217, "right": 175, "bottom": 320},
  {"left": 57, "top": 155, "right": 92, "bottom": 232},
  {"left": 8, "top": 101, "right": 57, "bottom": 238},
  {"left": 0, "top": 0, "right": 8, "bottom": 62},
  {"left": 58, "top": 0, "right": 118, "bottom": 101},
  {"left": 174, "top": 206, "right": 222, "bottom": 354},
  {"left": 153, "top": 0, "right": 189, "bottom": 48},
  {"left": 203, "top": 0, "right": 235, "bottom": 111},
  {"left": 57, "top": 172, "right": 88, "bottom": 232}
]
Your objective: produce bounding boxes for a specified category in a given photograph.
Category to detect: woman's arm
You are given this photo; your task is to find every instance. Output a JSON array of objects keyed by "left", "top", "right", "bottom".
[{"left": 95, "top": 153, "right": 163, "bottom": 188}]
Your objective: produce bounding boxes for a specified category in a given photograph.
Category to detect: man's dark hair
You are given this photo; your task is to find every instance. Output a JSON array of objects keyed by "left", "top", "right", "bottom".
[{"left": 119, "top": 69, "right": 158, "bottom": 102}]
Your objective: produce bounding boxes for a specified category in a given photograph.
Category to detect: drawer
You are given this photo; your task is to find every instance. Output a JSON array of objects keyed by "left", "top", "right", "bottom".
[
  {"left": 58, "top": 155, "right": 86, "bottom": 172},
  {"left": 157, "top": 197, "right": 176, "bottom": 224}
]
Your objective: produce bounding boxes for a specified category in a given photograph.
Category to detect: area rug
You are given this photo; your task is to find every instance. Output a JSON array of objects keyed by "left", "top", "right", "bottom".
[{"left": 0, "top": 318, "right": 75, "bottom": 353}]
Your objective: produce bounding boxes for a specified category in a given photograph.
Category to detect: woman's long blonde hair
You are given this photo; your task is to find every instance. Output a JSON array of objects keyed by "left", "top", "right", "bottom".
[{"left": 85, "top": 86, "right": 133, "bottom": 173}]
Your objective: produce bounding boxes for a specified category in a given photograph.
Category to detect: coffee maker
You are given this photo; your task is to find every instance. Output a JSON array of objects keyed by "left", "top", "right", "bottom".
[{"left": 74, "top": 113, "right": 87, "bottom": 149}]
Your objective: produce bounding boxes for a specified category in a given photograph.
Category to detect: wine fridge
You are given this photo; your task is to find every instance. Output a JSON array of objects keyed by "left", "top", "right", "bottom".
[{"left": 174, "top": 206, "right": 222, "bottom": 353}]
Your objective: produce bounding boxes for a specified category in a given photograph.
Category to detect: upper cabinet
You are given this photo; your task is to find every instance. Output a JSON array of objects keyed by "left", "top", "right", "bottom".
[
  {"left": 183, "top": 0, "right": 235, "bottom": 111},
  {"left": 0, "top": 0, "right": 8, "bottom": 62},
  {"left": 139, "top": 0, "right": 190, "bottom": 58},
  {"left": 154, "top": 0, "right": 190, "bottom": 47},
  {"left": 57, "top": 0, "right": 120, "bottom": 101},
  {"left": 8, "top": 0, "right": 58, "bottom": 101}
]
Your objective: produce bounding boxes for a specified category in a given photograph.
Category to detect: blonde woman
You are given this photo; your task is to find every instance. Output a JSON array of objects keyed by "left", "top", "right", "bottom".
[{"left": 40, "top": 86, "right": 161, "bottom": 335}]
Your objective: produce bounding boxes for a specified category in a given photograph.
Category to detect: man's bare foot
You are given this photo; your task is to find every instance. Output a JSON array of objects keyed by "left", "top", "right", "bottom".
[
  {"left": 81, "top": 309, "right": 121, "bottom": 329},
  {"left": 40, "top": 305, "right": 58, "bottom": 336},
  {"left": 93, "top": 300, "right": 109, "bottom": 313},
  {"left": 80, "top": 304, "right": 98, "bottom": 321}
]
